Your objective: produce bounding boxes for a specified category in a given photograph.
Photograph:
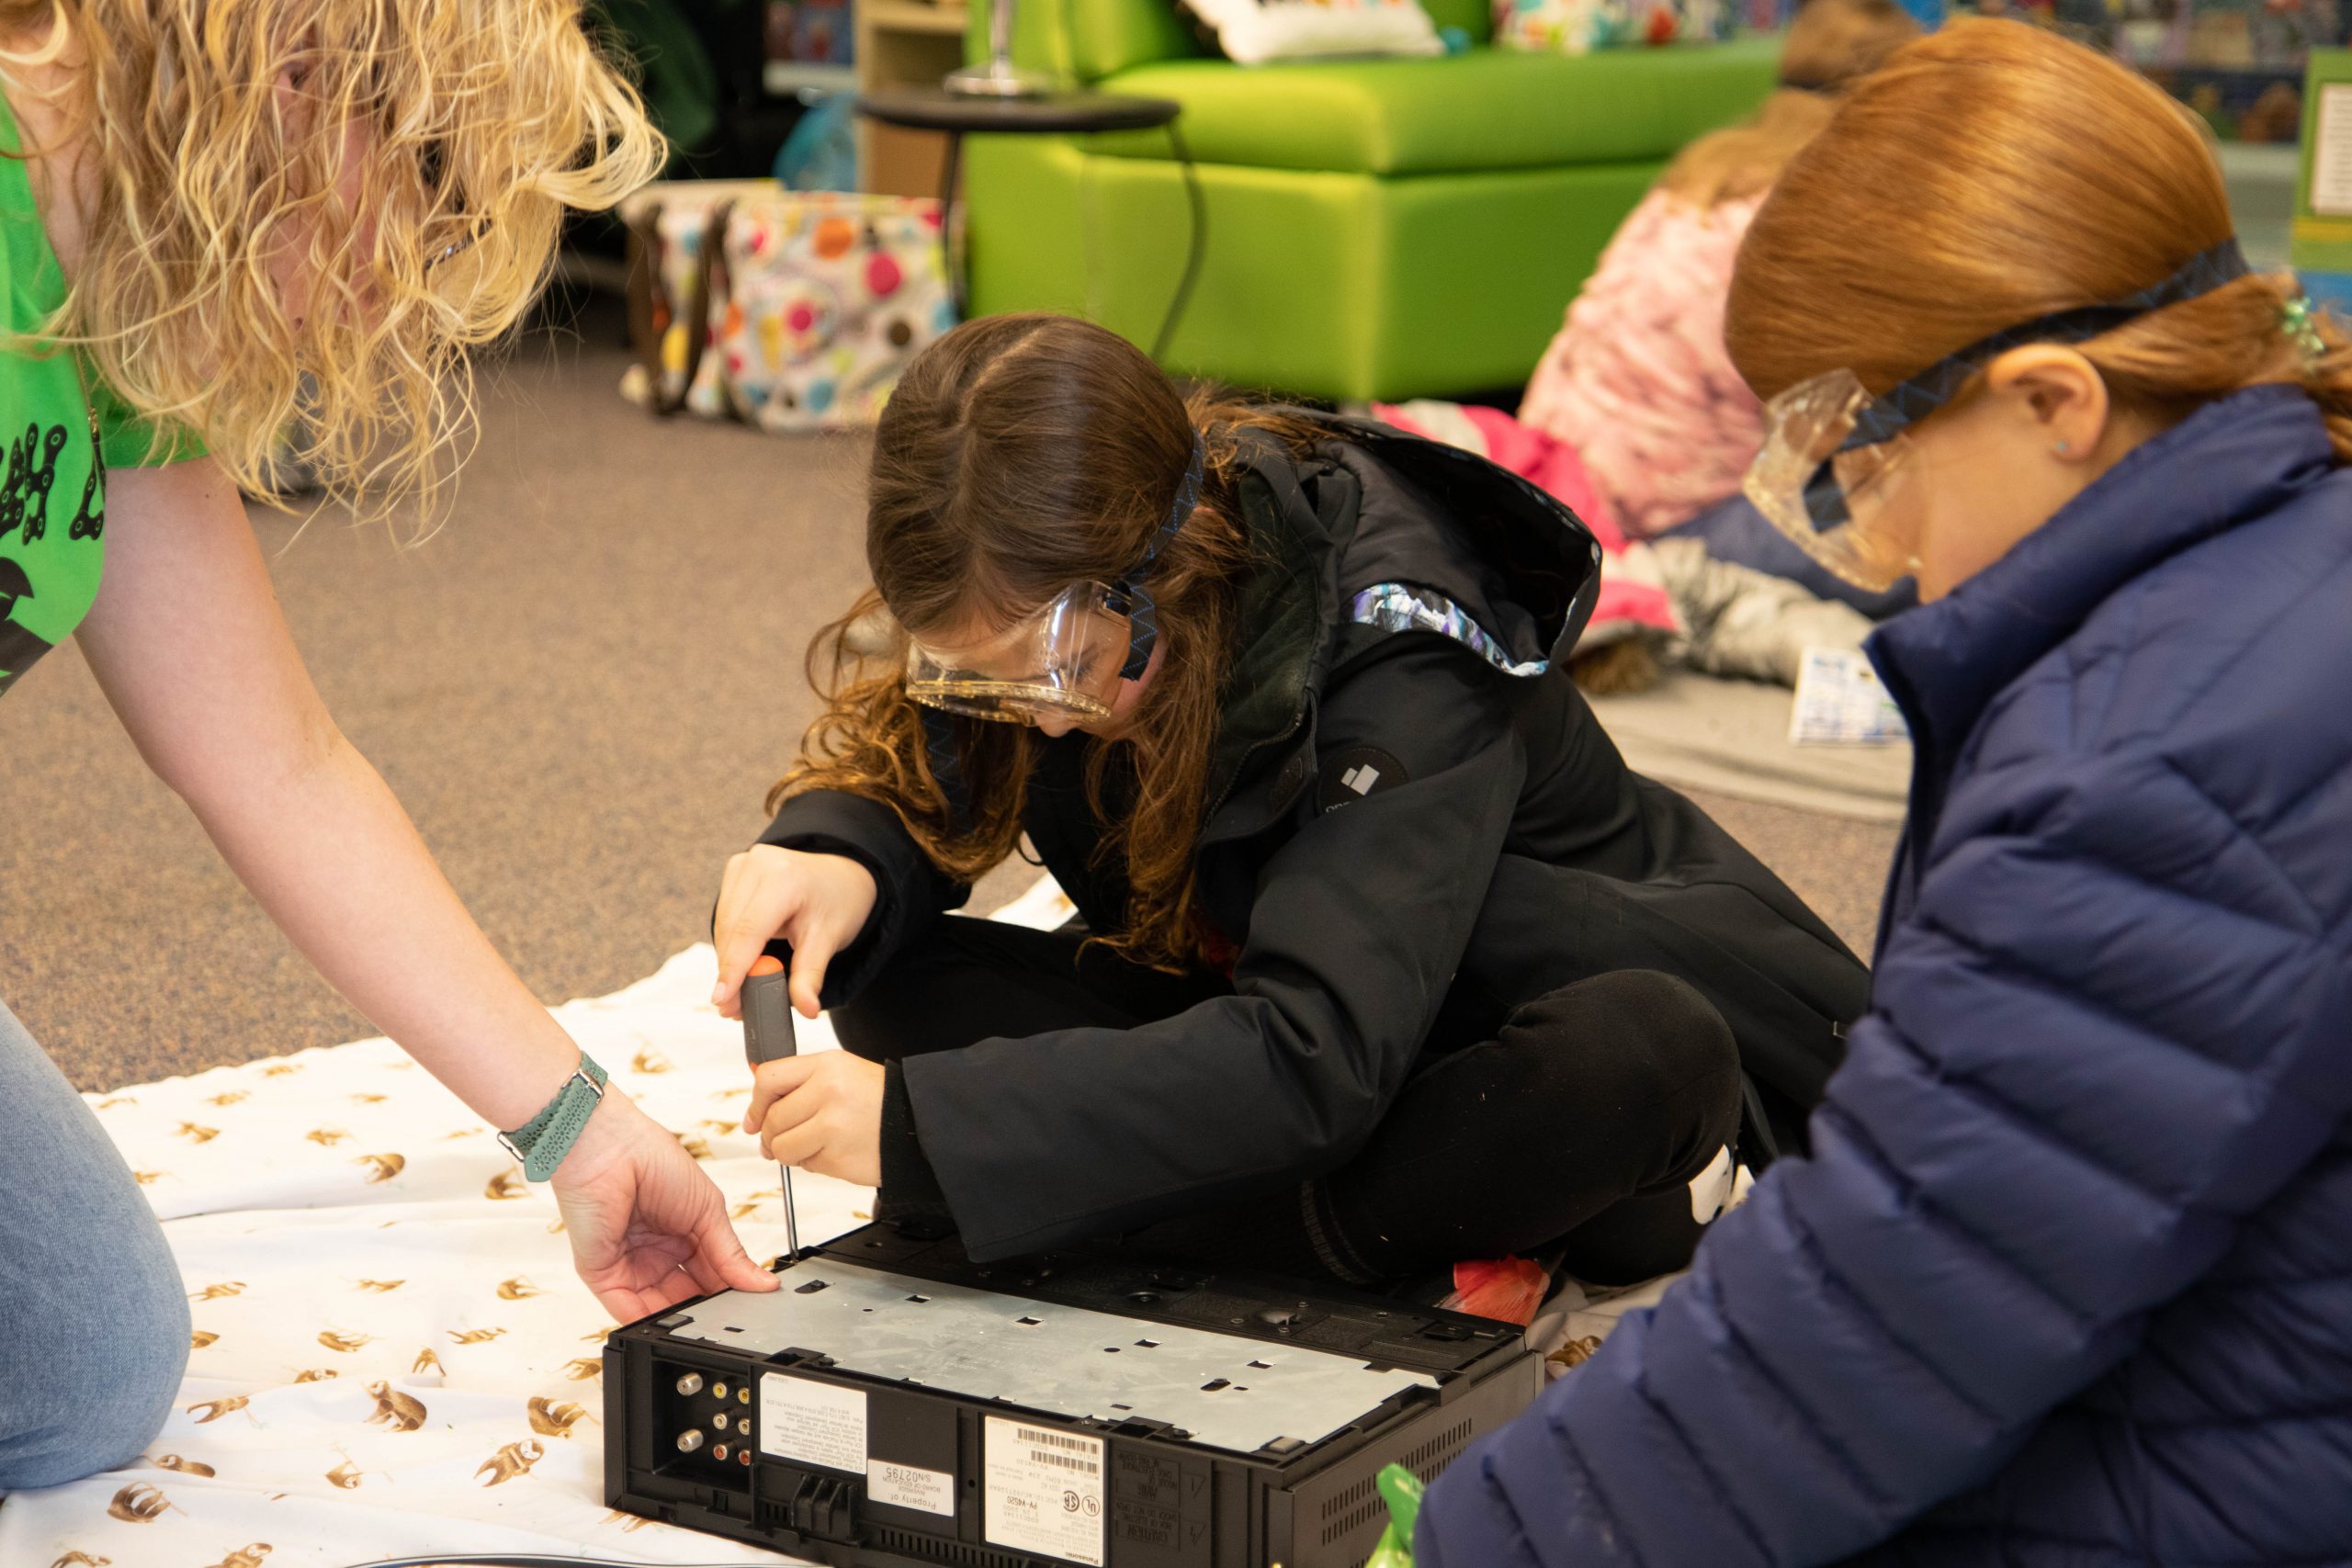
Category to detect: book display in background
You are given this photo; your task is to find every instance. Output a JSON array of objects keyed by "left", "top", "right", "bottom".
[
  {"left": 1960, "top": 0, "right": 2344, "bottom": 142},
  {"left": 2291, "top": 47, "right": 2352, "bottom": 304}
]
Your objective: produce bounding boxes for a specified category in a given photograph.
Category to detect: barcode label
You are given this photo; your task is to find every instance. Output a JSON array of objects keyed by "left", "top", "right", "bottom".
[{"left": 985, "top": 1416, "right": 1105, "bottom": 1565}]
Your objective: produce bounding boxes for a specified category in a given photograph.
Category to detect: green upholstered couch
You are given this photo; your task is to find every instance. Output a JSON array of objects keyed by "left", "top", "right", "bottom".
[{"left": 959, "top": 0, "right": 1781, "bottom": 400}]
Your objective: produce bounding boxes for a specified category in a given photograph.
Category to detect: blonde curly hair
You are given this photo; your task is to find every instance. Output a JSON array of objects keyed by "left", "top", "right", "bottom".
[{"left": 0, "top": 0, "right": 662, "bottom": 513}]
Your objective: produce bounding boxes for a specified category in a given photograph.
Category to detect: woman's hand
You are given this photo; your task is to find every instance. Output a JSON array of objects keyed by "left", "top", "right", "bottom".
[
  {"left": 743, "top": 1053, "right": 886, "bottom": 1189},
  {"left": 712, "top": 845, "right": 878, "bottom": 1021},
  {"left": 552, "top": 1089, "right": 781, "bottom": 1321}
]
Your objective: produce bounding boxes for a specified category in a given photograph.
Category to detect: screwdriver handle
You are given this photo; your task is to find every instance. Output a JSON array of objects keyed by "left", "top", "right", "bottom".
[
  {"left": 740, "top": 959, "right": 802, "bottom": 1261},
  {"left": 741, "top": 964, "right": 797, "bottom": 1068}
]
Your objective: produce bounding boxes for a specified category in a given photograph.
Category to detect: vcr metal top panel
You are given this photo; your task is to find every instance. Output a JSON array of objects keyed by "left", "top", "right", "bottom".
[{"left": 662, "top": 1258, "right": 1439, "bottom": 1455}]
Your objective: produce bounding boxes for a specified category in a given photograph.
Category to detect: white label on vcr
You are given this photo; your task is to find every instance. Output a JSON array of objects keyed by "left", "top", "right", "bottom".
[
  {"left": 868, "top": 1458, "right": 956, "bottom": 1517},
  {"left": 983, "top": 1415, "right": 1105, "bottom": 1565},
  {"left": 758, "top": 1373, "right": 866, "bottom": 1474}
]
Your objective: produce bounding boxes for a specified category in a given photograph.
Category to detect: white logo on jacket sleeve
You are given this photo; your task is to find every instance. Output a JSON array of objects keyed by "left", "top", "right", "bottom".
[{"left": 1318, "top": 745, "right": 1408, "bottom": 813}]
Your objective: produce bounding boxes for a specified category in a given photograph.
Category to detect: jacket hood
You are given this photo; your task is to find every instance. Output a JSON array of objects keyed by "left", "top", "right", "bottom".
[
  {"left": 1202, "top": 413, "right": 1602, "bottom": 828},
  {"left": 1317, "top": 414, "right": 1603, "bottom": 672}
]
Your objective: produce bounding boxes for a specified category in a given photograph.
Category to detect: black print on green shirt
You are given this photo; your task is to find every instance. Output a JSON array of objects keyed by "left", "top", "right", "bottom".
[
  {"left": 0, "top": 554, "right": 52, "bottom": 694},
  {"left": 68, "top": 434, "right": 102, "bottom": 539},
  {"left": 0, "top": 421, "right": 70, "bottom": 544},
  {"left": 0, "top": 553, "right": 33, "bottom": 622}
]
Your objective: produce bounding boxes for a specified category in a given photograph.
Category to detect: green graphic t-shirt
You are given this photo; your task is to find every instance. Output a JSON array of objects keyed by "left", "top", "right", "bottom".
[{"left": 0, "top": 90, "right": 198, "bottom": 698}]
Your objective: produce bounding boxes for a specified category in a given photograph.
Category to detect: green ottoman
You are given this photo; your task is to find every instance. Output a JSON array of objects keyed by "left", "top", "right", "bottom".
[{"left": 959, "top": 0, "right": 1781, "bottom": 400}]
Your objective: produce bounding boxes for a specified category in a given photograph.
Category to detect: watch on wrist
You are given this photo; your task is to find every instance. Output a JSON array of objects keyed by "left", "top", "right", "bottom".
[{"left": 496, "top": 1052, "right": 611, "bottom": 1182}]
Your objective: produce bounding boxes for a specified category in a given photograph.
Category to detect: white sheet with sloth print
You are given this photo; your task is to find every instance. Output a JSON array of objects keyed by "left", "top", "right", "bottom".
[{"left": 0, "top": 876, "right": 1079, "bottom": 1568}]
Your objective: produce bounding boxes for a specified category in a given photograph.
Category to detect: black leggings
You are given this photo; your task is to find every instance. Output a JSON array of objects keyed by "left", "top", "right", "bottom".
[{"left": 835, "top": 917, "right": 1742, "bottom": 1286}]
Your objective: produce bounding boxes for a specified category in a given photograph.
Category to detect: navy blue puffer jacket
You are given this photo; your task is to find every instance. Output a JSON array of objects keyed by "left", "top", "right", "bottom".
[{"left": 1418, "top": 385, "right": 2352, "bottom": 1566}]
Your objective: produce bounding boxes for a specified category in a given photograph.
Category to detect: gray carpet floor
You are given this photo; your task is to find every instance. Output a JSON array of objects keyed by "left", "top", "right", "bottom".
[{"left": 2, "top": 296, "right": 1897, "bottom": 1093}]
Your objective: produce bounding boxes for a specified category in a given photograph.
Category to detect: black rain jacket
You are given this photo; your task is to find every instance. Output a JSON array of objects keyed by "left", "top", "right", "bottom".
[{"left": 760, "top": 418, "right": 1870, "bottom": 1261}]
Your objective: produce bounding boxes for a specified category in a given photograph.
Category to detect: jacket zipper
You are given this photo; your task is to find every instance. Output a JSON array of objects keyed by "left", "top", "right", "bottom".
[{"left": 1196, "top": 694, "right": 1313, "bottom": 849}]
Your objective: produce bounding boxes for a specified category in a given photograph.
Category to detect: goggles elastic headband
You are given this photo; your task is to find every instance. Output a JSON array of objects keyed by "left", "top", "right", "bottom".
[
  {"left": 1113, "top": 434, "right": 1206, "bottom": 681},
  {"left": 1804, "top": 239, "right": 2251, "bottom": 527}
]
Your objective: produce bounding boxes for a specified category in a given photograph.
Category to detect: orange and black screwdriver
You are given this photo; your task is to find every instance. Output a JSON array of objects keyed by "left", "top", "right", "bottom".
[{"left": 741, "top": 954, "right": 801, "bottom": 1261}]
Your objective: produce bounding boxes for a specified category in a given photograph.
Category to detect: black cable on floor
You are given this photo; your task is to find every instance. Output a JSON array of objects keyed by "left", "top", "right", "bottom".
[{"left": 1152, "top": 119, "right": 1207, "bottom": 366}]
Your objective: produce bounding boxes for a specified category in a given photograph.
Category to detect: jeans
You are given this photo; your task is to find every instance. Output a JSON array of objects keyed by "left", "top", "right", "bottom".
[{"left": 0, "top": 997, "right": 189, "bottom": 1491}]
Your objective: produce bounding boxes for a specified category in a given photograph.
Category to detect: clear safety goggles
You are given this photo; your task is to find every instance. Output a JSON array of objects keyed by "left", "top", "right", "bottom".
[
  {"left": 904, "top": 580, "right": 1144, "bottom": 725},
  {"left": 902, "top": 434, "right": 1204, "bottom": 728},
  {"left": 1744, "top": 368, "right": 1928, "bottom": 592},
  {"left": 1741, "top": 239, "right": 2254, "bottom": 594}
]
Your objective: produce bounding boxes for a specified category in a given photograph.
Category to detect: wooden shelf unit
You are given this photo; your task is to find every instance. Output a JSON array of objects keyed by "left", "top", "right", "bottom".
[{"left": 857, "top": 0, "right": 972, "bottom": 197}]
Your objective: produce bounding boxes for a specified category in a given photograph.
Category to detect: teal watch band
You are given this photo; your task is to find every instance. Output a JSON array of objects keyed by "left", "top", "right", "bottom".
[{"left": 497, "top": 1053, "right": 610, "bottom": 1182}]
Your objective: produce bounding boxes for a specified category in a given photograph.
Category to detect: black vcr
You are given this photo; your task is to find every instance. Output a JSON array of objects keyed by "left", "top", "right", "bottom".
[{"left": 604, "top": 1224, "right": 1541, "bottom": 1567}]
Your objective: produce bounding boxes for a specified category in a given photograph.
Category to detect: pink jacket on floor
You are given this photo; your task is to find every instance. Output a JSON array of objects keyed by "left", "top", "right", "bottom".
[
  {"left": 1518, "top": 188, "right": 1766, "bottom": 539},
  {"left": 1374, "top": 399, "right": 1682, "bottom": 645}
]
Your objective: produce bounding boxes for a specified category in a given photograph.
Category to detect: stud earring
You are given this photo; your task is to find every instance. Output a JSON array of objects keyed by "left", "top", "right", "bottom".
[{"left": 2053, "top": 438, "right": 2072, "bottom": 456}]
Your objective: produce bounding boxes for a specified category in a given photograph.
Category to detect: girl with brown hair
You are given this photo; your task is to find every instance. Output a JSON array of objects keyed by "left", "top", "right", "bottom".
[
  {"left": 1419, "top": 19, "right": 2352, "bottom": 1564},
  {"left": 0, "top": 1, "right": 774, "bottom": 1490},
  {"left": 712, "top": 311, "right": 1868, "bottom": 1295}
]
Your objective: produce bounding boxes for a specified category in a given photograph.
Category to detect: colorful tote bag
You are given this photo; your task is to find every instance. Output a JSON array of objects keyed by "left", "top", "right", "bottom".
[{"left": 625, "top": 185, "right": 955, "bottom": 433}]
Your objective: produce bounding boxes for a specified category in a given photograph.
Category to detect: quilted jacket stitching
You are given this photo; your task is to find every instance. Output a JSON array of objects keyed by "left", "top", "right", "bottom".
[
  {"left": 1867, "top": 998, "right": 2213, "bottom": 1224},
  {"left": 2154, "top": 757, "right": 2333, "bottom": 938},
  {"left": 1906, "top": 889, "right": 2326, "bottom": 1085},
  {"left": 1814, "top": 1098, "right": 2099, "bottom": 1337},
  {"left": 2109, "top": 537, "right": 2352, "bottom": 759},
  {"left": 1765, "top": 1183, "right": 2009, "bottom": 1434}
]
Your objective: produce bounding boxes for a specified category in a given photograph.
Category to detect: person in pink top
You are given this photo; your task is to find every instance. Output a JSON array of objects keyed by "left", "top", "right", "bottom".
[{"left": 1519, "top": 0, "right": 1918, "bottom": 539}]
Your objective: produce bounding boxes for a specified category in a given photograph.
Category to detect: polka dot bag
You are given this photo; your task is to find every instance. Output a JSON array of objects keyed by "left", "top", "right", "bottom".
[{"left": 622, "top": 186, "right": 956, "bottom": 433}]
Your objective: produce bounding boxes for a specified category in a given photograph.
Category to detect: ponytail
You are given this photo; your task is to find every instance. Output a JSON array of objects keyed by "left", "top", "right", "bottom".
[{"left": 2084, "top": 272, "right": 2352, "bottom": 463}]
